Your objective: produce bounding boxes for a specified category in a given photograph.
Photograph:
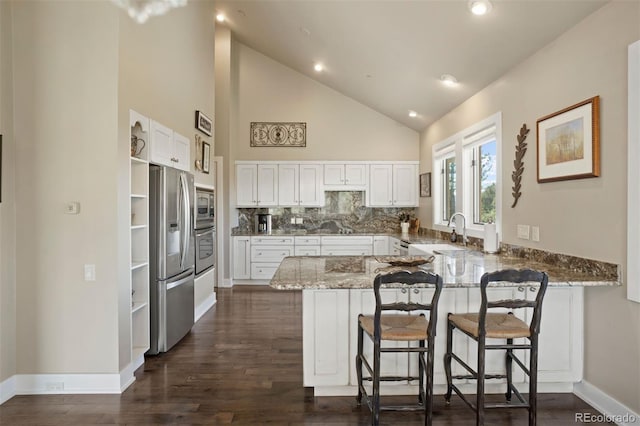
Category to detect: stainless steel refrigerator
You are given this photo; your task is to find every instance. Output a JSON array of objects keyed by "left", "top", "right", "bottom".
[{"left": 148, "top": 165, "right": 195, "bottom": 355}]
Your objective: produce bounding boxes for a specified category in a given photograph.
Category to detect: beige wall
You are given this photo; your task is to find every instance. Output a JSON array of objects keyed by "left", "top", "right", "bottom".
[
  {"left": 419, "top": 2, "right": 640, "bottom": 412},
  {"left": 232, "top": 42, "right": 419, "bottom": 162},
  {"left": 12, "top": 1, "right": 120, "bottom": 373},
  {"left": 0, "top": 0, "right": 17, "bottom": 385},
  {"left": 116, "top": 0, "right": 215, "bottom": 370}
]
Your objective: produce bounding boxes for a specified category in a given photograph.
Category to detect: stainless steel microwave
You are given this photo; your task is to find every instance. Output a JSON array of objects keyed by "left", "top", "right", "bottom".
[{"left": 195, "top": 188, "right": 215, "bottom": 230}]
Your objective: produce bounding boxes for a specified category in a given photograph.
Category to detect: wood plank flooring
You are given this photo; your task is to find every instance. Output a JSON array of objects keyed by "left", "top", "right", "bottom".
[{"left": 0, "top": 286, "right": 611, "bottom": 425}]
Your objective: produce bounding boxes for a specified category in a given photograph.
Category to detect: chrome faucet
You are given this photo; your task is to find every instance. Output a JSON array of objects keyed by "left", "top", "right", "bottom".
[{"left": 447, "top": 212, "right": 468, "bottom": 246}]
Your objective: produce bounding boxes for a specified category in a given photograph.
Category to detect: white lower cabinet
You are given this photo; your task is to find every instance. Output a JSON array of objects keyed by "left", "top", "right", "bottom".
[
  {"left": 321, "top": 236, "right": 373, "bottom": 256},
  {"left": 302, "top": 287, "right": 584, "bottom": 395},
  {"left": 250, "top": 236, "right": 294, "bottom": 280},
  {"left": 232, "top": 236, "right": 251, "bottom": 280},
  {"left": 373, "top": 236, "right": 389, "bottom": 255},
  {"left": 303, "top": 289, "right": 351, "bottom": 386}
]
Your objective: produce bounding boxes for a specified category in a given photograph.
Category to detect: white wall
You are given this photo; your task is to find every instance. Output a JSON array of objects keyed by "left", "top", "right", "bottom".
[
  {"left": 116, "top": 0, "right": 216, "bottom": 370},
  {"left": 232, "top": 42, "right": 419, "bottom": 162},
  {"left": 0, "top": 0, "right": 17, "bottom": 386},
  {"left": 12, "top": 1, "right": 120, "bottom": 373},
  {"left": 419, "top": 1, "right": 640, "bottom": 412}
]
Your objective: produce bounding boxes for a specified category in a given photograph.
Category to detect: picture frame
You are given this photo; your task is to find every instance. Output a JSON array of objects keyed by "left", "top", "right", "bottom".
[
  {"left": 195, "top": 110, "right": 212, "bottom": 137},
  {"left": 420, "top": 172, "right": 431, "bottom": 197},
  {"left": 536, "top": 96, "right": 600, "bottom": 183},
  {"left": 202, "top": 142, "right": 210, "bottom": 174}
]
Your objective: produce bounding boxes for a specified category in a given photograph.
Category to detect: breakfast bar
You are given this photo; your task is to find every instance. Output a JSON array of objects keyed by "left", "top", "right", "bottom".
[{"left": 270, "top": 251, "right": 619, "bottom": 397}]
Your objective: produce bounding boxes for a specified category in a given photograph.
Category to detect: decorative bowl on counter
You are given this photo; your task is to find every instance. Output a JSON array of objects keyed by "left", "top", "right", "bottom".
[{"left": 374, "top": 255, "right": 436, "bottom": 267}]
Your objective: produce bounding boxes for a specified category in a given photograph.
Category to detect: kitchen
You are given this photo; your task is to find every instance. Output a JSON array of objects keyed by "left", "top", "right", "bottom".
[{"left": 0, "top": 0, "right": 639, "bottom": 425}]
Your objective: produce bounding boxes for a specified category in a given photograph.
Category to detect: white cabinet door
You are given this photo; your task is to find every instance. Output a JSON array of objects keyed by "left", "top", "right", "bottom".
[
  {"left": 303, "top": 290, "right": 351, "bottom": 386},
  {"left": 257, "top": 164, "right": 278, "bottom": 206},
  {"left": 278, "top": 164, "right": 299, "bottom": 206},
  {"left": 324, "top": 164, "right": 345, "bottom": 186},
  {"left": 528, "top": 287, "right": 583, "bottom": 383},
  {"left": 373, "top": 236, "right": 389, "bottom": 255},
  {"left": 299, "top": 164, "right": 323, "bottom": 206},
  {"left": 409, "top": 288, "right": 468, "bottom": 385},
  {"left": 389, "top": 237, "right": 401, "bottom": 255},
  {"left": 172, "top": 132, "right": 190, "bottom": 172},
  {"left": 149, "top": 120, "right": 174, "bottom": 167},
  {"left": 368, "top": 164, "right": 393, "bottom": 206},
  {"left": 348, "top": 289, "right": 409, "bottom": 386},
  {"left": 295, "top": 246, "right": 321, "bottom": 256},
  {"left": 393, "top": 164, "right": 418, "bottom": 206},
  {"left": 232, "top": 237, "right": 251, "bottom": 280},
  {"left": 236, "top": 164, "right": 257, "bottom": 207},
  {"left": 345, "top": 164, "right": 367, "bottom": 186}
]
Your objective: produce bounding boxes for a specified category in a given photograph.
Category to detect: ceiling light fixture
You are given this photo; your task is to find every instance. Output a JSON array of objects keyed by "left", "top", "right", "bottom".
[
  {"left": 440, "top": 74, "right": 459, "bottom": 87},
  {"left": 111, "top": 0, "right": 187, "bottom": 24},
  {"left": 468, "top": 0, "right": 492, "bottom": 16},
  {"left": 314, "top": 63, "right": 324, "bottom": 72},
  {"left": 408, "top": 110, "right": 418, "bottom": 118},
  {"left": 216, "top": 13, "right": 226, "bottom": 22}
]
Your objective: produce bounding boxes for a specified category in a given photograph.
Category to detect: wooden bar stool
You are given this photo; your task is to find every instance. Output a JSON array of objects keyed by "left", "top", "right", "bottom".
[
  {"left": 355, "top": 270, "right": 444, "bottom": 426},
  {"left": 444, "top": 269, "right": 549, "bottom": 426}
]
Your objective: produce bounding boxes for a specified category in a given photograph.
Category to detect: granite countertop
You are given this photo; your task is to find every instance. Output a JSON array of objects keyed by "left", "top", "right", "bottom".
[{"left": 269, "top": 252, "right": 620, "bottom": 290}]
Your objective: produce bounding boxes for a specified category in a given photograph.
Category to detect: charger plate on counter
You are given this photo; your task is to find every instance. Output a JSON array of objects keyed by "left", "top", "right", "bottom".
[{"left": 374, "top": 255, "right": 435, "bottom": 267}]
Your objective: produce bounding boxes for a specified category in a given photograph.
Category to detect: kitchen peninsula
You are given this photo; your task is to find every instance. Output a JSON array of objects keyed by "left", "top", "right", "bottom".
[{"left": 270, "top": 251, "right": 619, "bottom": 397}]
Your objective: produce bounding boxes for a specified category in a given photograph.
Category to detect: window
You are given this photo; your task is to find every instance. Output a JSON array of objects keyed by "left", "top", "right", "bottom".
[{"left": 432, "top": 112, "right": 502, "bottom": 238}]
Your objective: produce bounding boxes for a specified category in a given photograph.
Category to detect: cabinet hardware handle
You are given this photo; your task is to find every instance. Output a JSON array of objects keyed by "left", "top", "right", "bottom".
[
  {"left": 529, "top": 286, "right": 537, "bottom": 292},
  {"left": 413, "top": 288, "right": 419, "bottom": 294},
  {"left": 518, "top": 286, "right": 525, "bottom": 292},
  {"left": 401, "top": 288, "right": 407, "bottom": 294}
]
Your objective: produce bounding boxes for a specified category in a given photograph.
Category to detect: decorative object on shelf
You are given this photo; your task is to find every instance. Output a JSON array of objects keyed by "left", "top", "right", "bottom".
[
  {"left": 194, "top": 134, "right": 203, "bottom": 171},
  {"left": 130, "top": 134, "right": 145, "bottom": 158},
  {"left": 250, "top": 122, "right": 306, "bottom": 147},
  {"left": 420, "top": 172, "right": 431, "bottom": 197},
  {"left": 202, "top": 142, "right": 211, "bottom": 174},
  {"left": 195, "top": 110, "right": 212, "bottom": 136},
  {"left": 111, "top": 0, "right": 187, "bottom": 24},
  {"left": 511, "top": 123, "right": 529, "bottom": 208},
  {"left": 537, "top": 96, "right": 600, "bottom": 183}
]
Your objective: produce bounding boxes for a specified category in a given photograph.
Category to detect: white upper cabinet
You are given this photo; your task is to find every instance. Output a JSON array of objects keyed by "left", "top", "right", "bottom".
[
  {"left": 149, "top": 120, "right": 190, "bottom": 172},
  {"left": 324, "top": 164, "right": 367, "bottom": 188},
  {"left": 278, "top": 164, "right": 300, "bottom": 206},
  {"left": 367, "top": 163, "right": 418, "bottom": 207},
  {"left": 278, "top": 164, "right": 323, "bottom": 207},
  {"left": 236, "top": 163, "right": 278, "bottom": 207}
]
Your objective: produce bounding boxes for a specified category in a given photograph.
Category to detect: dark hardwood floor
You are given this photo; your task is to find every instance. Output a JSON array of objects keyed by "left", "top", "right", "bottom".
[{"left": 1, "top": 286, "right": 611, "bottom": 425}]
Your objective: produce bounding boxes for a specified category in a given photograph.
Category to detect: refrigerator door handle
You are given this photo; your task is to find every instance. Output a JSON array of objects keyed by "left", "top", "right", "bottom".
[
  {"left": 166, "top": 269, "right": 194, "bottom": 291},
  {"left": 179, "top": 172, "right": 190, "bottom": 270}
]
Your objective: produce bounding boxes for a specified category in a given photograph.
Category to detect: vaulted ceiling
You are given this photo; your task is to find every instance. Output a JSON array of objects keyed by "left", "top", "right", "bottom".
[{"left": 214, "top": 0, "right": 606, "bottom": 131}]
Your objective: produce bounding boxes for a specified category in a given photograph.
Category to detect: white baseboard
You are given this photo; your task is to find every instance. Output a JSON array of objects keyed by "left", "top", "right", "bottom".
[
  {"left": 118, "top": 355, "right": 144, "bottom": 393},
  {"left": 0, "top": 375, "right": 16, "bottom": 404},
  {"left": 195, "top": 292, "right": 217, "bottom": 322},
  {"left": 219, "top": 278, "right": 233, "bottom": 288},
  {"left": 574, "top": 381, "right": 640, "bottom": 426},
  {"left": 14, "top": 373, "right": 124, "bottom": 395}
]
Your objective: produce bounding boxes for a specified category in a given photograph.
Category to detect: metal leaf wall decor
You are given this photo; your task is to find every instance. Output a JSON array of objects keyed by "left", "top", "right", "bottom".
[
  {"left": 511, "top": 124, "right": 530, "bottom": 208},
  {"left": 250, "top": 122, "right": 306, "bottom": 147}
]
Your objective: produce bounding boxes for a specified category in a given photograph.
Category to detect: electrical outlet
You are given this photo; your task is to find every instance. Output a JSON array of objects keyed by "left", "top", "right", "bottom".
[
  {"left": 65, "top": 202, "right": 80, "bottom": 215},
  {"left": 295, "top": 217, "right": 303, "bottom": 224},
  {"left": 290, "top": 218, "right": 296, "bottom": 224},
  {"left": 84, "top": 264, "right": 96, "bottom": 281},
  {"left": 531, "top": 226, "right": 540, "bottom": 242},
  {"left": 517, "top": 224, "right": 530, "bottom": 240},
  {"left": 45, "top": 382, "right": 64, "bottom": 391}
]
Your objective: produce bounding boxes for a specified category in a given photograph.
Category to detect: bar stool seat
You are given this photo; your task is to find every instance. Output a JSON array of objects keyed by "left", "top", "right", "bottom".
[
  {"left": 359, "top": 314, "right": 429, "bottom": 341},
  {"left": 448, "top": 312, "right": 530, "bottom": 339}
]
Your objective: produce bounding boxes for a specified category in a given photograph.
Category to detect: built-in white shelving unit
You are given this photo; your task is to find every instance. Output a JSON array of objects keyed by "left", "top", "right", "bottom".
[{"left": 129, "top": 109, "right": 151, "bottom": 366}]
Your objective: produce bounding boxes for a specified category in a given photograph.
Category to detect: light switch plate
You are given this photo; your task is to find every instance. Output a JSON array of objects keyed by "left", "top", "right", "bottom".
[
  {"left": 65, "top": 202, "right": 81, "bottom": 215},
  {"left": 517, "top": 224, "right": 530, "bottom": 240},
  {"left": 295, "top": 217, "right": 303, "bottom": 224},
  {"left": 531, "top": 226, "right": 540, "bottom": 242},
  {"left": 84, "top": 264, "right": 96, "bottom": 282}
]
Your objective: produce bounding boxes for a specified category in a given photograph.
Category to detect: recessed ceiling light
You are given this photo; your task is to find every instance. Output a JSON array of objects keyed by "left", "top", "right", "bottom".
[
  {"left": 314, "top": 63, "right": 324, "bottom": 72},
  {"left": 408, "top": 110, "right": 418, "bottom": 118},
  {"left": 216, "top": 13, "right": 226, "bottom": 22},
  {"left": 440, "top": 74, "right": 459, "bottom": 87},
  {"left": 468, "top": 0, "right": 492, "bottom": 16}
]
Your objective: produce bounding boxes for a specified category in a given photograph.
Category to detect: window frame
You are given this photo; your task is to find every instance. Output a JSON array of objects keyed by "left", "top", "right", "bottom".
[{"left": 432, "top": 112, "right": 502, "bottom": 240}]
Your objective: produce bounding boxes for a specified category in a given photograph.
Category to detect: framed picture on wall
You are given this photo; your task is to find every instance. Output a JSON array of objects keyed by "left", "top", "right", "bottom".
[
  {"left": 195, "top": 110, "right": 212, "bottom": 136},
  {"left": 202, "top": 142, "right": 211, "bottom": 174},
  {"left": 536, "top": 96, "right": 600, "bottom": 183},
  {"left": 420, "top": 172, "right": 431, "bottom": 197}
]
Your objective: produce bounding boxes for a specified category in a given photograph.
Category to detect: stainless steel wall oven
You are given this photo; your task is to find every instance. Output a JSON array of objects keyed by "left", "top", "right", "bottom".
[{"left": 194, "top": 187, "right": 215, "bottom": 276}]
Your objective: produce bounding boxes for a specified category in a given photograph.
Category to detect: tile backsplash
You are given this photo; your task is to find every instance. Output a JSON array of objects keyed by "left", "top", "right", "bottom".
[{"left": 235, "top": 191, "right": 416, "bottom": 234}]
